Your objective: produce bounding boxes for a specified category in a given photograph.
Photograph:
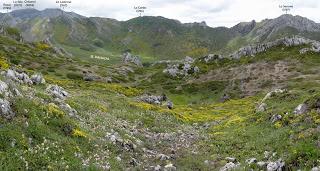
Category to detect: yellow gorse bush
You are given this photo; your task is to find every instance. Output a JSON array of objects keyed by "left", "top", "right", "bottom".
[
  {"left": 0, "top": 57, "right": 10, "bottom": 69},
  {"left": 72, "top": 129, "right": 87, "bottom": 138},
  {"left": 46, "top": 103, "right": 65, "bottom": 117}
]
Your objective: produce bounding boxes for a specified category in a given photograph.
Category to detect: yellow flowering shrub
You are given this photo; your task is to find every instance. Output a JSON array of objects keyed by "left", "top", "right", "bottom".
[
  {"left": 46, "top": 103, "right": 65, "bottom": 117},
  {"left": 274, "top": 122, "right": 282, "bottom": 128},
  {"left": 0, "top": 57, "right": 10, "bottom": 69},
  {"left": 72, "top": 129, "right": 87, "bottom": 138},
  {"left": 36, "top": 42, "right": 51, "bottom": 51}
]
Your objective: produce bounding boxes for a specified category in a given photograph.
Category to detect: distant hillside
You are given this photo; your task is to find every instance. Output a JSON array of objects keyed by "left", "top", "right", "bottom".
[{"left": 1, "top": 9, "right": 320, "bottom": 60}]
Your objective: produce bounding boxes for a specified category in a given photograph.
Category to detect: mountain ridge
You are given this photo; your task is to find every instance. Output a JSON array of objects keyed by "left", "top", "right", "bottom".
[{"left": 1, "top": 8, "right": 320, "bottom": 60}]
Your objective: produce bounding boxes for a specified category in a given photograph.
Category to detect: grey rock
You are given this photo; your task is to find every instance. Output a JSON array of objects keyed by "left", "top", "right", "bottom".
[
  {"left": 6, "top": 69, "right": 16, "bottom": 80},
  {"left": 184, "top": 56, "right": 195, "bottom": 64},
  {"left": 0, "top": 80, "right": 9, "bottom": 94},
  {"left": 225, "top": 157, "right": 237, "bottom": 162},
  {"left": 312, "top": 166, "right": 320, "bottom": 171},
  {"left": 60, "top": 103, "right": 78, "bottom": 117},
  {"left": 122, "top": 52, "right": 143, "bottom": 67},
  {"left": 167, "top": 101, "right": 173, "bottom": 109},
  {"left": 293, "top": 103, "right": 308, "bottom": 115},
  {"left": 203, "top": 54, "right": 223, "bottom": 63},
  {"left": 270, "top": 114, "right": 282, "bottom": 123},
  {"left": 230, "top": 36, "right": 320, "bottom": 59},
  {"left": 47, "top": 85, "right": 69, "bottom": 100},
  {"left": 257, "top": 161, "right": 267, "bottom": 168},
  {"left": 139, "top": 94, "right": 167, "bottom": 105},
  {"left": 267, "top": 159, "right": 285, "bottom": 171},
  {"left": 163, "top": 57, "right": 199, "bottom": 77},
  {"left": 0, "top": 99, "right": 14, "bottom": 119},
  {"left": 157, "top": 154, "right": 170, "bottom": 161},
  {"left": 130, "top": 158, "right": 138, "bottom": 166},
  {"left": 31, "top": 73, "right": 46, "bottom": 85},
  {"left": 219, "top": 162, "right": 240, "bottom": 171},
  {"left": 299, "top": 48, "right": 310, "bottom": 54},
  {"left": 6, "top": 69, "right": 32, "bottom": 85},
  {"left": 257, "top": 103, "right": 267, "bottom": 112},
  {"left": 154, "top": 165, "right": 161, "bottom": 171},
  {"left": 246, "top": 158, "right": 257, "bottom": 165},
  {"left": 231, "top": 20, "right": 256, "bottom": 35},
  {"left": 193, "top": 66, "right": 200, "bottom": 73},
  {"left": 164, "top": 163, "right": 176, "bottom": 171}
]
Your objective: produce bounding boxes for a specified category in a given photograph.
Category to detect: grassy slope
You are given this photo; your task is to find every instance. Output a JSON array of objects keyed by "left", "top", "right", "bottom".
[{"left": 0, "top": 33, "right": 319, "bottom": 170}]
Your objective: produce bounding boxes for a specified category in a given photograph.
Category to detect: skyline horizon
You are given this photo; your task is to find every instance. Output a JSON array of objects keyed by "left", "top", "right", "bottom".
[
  {"left": 0, "top": 7, "right": 318, "bottom": 29},
  {"left": 0, "top": 0, "right": 319, "bottom": 27}
]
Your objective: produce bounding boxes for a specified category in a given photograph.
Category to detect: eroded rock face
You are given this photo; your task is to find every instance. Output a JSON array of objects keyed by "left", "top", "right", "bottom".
[
  {"left": 229, "top": 36, "right": 320, "bottom": 59},
  {"left": 47, "top": 85, "right": 69, "bottom": 100},
  {"left": 6, "top": 69, "right": 32, "bottom": 85},
  {"left": 122, "top": 52, "right": 143, "bottom": 67},
  {"left": 163, "top": 56, "right": 199, "bottom": 78}
]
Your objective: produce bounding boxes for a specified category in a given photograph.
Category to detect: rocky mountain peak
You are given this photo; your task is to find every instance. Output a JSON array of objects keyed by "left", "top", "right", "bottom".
[
  {"left": 253, "top": 14, "right": 320, "bottom": 41},
  {"left": 231, "top": 20, "right": 256, "bottom": 35},
  {"left": 8, "top": 8, "right": 84, "bottom": 20}
]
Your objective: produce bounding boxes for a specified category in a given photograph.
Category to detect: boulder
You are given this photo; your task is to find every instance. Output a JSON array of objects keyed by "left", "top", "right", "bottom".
[
  {"left": 122, "top": 52, "right": 143, "bottom": 67},
  {"left": 163, "top": 58, "right": 200, "bottom": 78},
  {"left": 299, "top": 48, "right": 310, "bottom": 54},
  {"left": 203, "top": 54, "right": 223, "bottom": 63},
  {"left": 139, "top": 94, "right": 167, "bottom": 105},
  {"left": 31, "top": 74, "right": 46, "bottom": 85},
  {"left": 47, "top": 85, "right": 69, "bottom": 100},
  {"left": 293, "top": 103, "right": 308, "bottom": 115},
  {"left": 184, "top": 56, "right": 195, "bottom": 64},
  {"left": 267, "top": 159, "right": 285, "bottom": 171},
  {"left": 163, "top": 64, "right": 180, "bottom": 77},
  {"left": 256, "top": 103, "right": 267, "bottom": 112},
  {"left": 270, "top": 114, "right": 282, "bottom": 123},
  {"left": 156, "top": 154, "right": 170, "bottom": 161},
  {"left": 312, "top": 166, "right": 320, "bottom": 171},
  {"left": 246, "top": 158, "right": 257, "bottom": 165},
  {"left": 193, "top": 66, "right": 200, "bottom": 73},
  {"left": 164, "top": 163, "right": 176, "bottom": 171},
  {"left": 60, "top": 103, "right": 78, "bottom": 117},
  {"left": 257, "top": 161, "right": 267, "bottom": 168},
  {"left": 0, "top": 80, "right": 9, "bottom": 94},
  {"left": 154, "top": 165, "right": 162, "bottom": 171},
  {"left": 219, "top": 162, "right": 240, "bottom": 171},
  {"left": 6, "top": 69, "right": 32, "bottom": 85},
  {"left": 225, "top": 157, "right": 237, "bottom": 162},
  {"left": 0, "top": 99, "right": 14, "bottom": 119},
  {"left": 167, "top": 101, "right": 173, "bottom": 110}
]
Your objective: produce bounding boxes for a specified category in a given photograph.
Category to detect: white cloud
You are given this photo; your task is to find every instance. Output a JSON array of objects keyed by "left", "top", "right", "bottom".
[{"left": 1, "top": 0, "right": 319, "bottom": 27}]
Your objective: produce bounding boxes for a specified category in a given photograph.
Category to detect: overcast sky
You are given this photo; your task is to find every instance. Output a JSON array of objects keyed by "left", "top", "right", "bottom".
[{"left": 1, "top": 0, "right": 319, "bottom": 27}]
